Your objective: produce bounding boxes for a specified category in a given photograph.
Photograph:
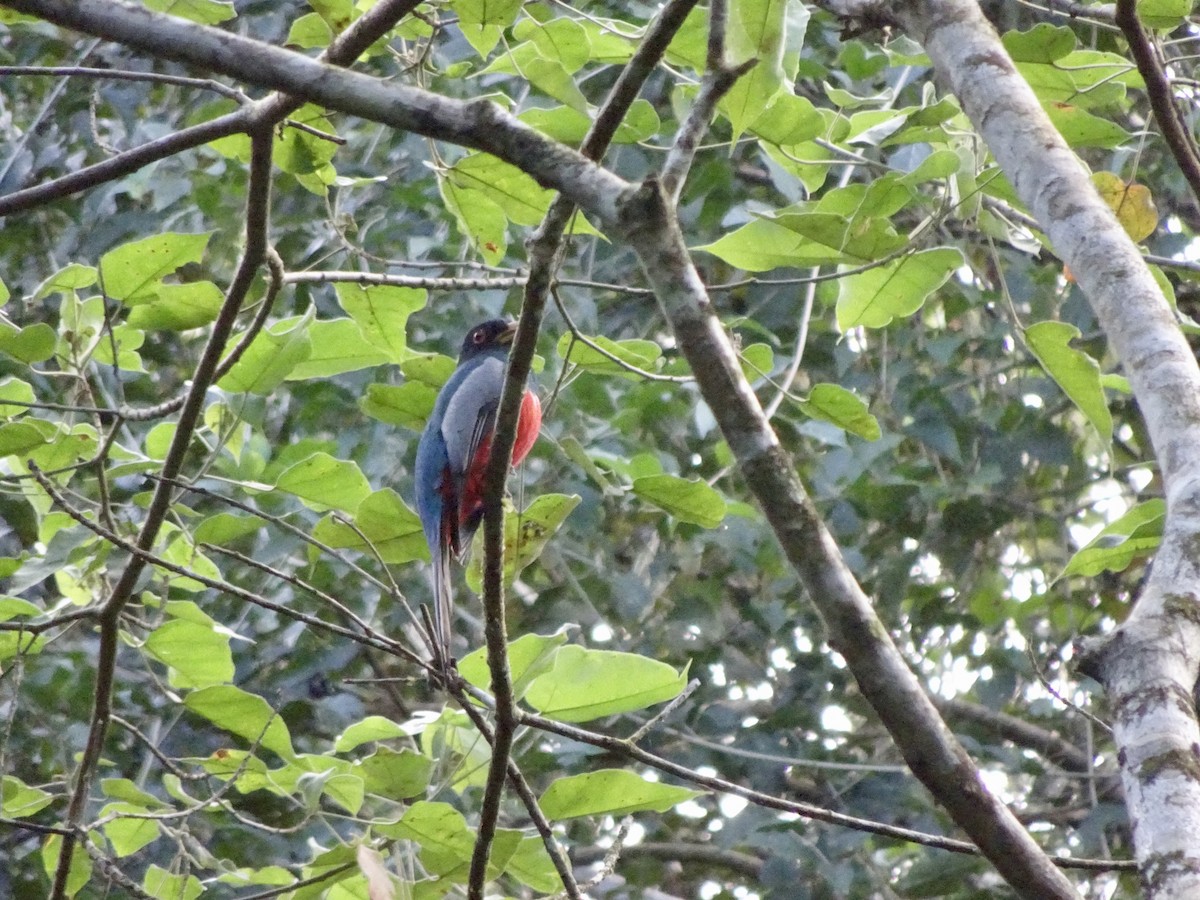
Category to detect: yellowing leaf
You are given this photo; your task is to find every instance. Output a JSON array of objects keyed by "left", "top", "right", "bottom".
[{"left": 1092, "top": 171, "right": 1157, "bottom": 242}]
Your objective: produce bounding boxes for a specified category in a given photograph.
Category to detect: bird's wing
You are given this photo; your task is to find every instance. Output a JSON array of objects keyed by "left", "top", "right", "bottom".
[{"left": 439, "top": 354, "right": 505, "bottom": 482}]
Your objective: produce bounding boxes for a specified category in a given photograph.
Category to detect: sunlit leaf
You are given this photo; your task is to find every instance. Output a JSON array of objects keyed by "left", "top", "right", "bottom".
[
  {"left": 539, "top": 769, "right": 702, "bottom": 818},
  {"left": 99, "top": 232, "right": 211, "bottom": 302},
  {"left": 184, "top": 685, "right": 296, "bottom": 760},
  {"left": 275, "top": 451, "right": 372, "bottom": 512},
  {"left": 632, "top": 474, "right": 726, "bottom": 527},
  {"left": 525, "top": 645, "right": 688, "bottom": 722},
  {"left": 837, "top": 248, "right": 964, "bottom": 330},
  {"left": 1025, "top": 320, "right": 1113, "bottom": 444}
]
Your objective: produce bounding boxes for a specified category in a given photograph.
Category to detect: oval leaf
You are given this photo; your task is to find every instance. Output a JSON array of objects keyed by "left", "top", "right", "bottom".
[
  {"left": 539, "top": 769, "right": 702, "bottom": 819},
  {"left": 632, "top": 474, "right": 726, "bottom": 527},
  {"left": 525, "top": 645, "right": 688, "bottom": 723}
]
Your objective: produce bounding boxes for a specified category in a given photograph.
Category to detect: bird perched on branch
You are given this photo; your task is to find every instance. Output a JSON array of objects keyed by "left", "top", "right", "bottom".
[{"left": 414, "top": 319, "right": 542, "bottom": 668}]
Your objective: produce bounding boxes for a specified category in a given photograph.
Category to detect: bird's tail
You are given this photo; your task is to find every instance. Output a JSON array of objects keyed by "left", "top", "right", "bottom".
[{"left": 431, "top": 543, "right": 454, "bottom": 669}]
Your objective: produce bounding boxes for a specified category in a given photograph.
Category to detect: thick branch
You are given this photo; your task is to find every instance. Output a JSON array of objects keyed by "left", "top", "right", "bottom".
[
  {"left": 0, "top": 0, "right": 424, "bottom": 216},
  {"left": 0, "top": 0, "right": 626, "bottom": 224},
  {"left": 868, "top": 2, "right": 1200, "bottom": 894},
  {"left": 613, "top": 181, "right": 1080, "bottom": 900}
]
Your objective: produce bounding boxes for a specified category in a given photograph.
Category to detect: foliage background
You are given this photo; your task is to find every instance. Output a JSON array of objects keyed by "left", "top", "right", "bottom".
[{"left": 0, "top": 0, "right": 1189, "bottom": 896}]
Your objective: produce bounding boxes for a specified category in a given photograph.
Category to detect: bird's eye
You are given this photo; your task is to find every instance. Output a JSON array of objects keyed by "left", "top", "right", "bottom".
[{"left": 472, "top": 330, "right": 485, "bottom": 344}]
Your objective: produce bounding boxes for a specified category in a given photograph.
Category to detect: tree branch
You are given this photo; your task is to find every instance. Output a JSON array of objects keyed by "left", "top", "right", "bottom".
[
  {"left": 1114, "top": 0, "right": 1200, "bottom": 205},
  {"left": 46, "top": 125, "right": 276, "bottom": 899},
  {"left": 468, "top": 0, "right": 700, "bottom": 891},
  {"left": 0, "top": 0, "right": 424, "bottom": 216},
  {"left": 573, "top": 842, "right": 764, "bottom": 880},
  {"left": 855, "top": 0, "right": 1200, "bottom": 892},
  {"left": 0, "top": 0, "right": 626, "bottom": 224},
  {"left": 611, "top": 177, "right": 1081, "bottom": 899}
]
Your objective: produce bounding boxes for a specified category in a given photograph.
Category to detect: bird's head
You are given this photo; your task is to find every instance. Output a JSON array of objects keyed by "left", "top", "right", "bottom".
[{"left": 458, "top": 318, "right": 517, "bottom": 362}]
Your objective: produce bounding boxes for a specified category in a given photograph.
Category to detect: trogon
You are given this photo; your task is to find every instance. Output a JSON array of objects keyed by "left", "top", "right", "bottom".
[{"left": 414, "top": 319, "right": 542, "bottom": 665}]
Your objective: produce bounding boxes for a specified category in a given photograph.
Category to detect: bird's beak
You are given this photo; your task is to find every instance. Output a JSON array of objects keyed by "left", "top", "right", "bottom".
[{"left": 497, "top": 321, "right": 518, "bottom": 345}]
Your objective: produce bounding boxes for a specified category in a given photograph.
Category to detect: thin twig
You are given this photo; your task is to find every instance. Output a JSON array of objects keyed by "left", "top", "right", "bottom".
[
  {"left": 0, "top": 65, "right": 249, "bottom": 101},
  {"left": 0, "top": 0, "right": 424, "bottom": 216}
]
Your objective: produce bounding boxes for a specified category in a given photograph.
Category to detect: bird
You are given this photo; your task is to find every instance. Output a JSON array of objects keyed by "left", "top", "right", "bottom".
[{"left": 414, "top": 318, "right": 542, "bottom": 668}]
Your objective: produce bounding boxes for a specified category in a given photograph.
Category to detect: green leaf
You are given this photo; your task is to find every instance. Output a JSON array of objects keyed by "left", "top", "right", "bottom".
[
  {"left": 465, "top": 494, "right": 581, "bottom": 591},
  {"left": 32, "top": 263, "right": 97, "bottom": 300},
  {"left": 740, "top": 342, "right": 774, "bottom": 381},
  {"left": 0, "top": 376, "right": 35, "bottom": 418},
  {"left": 144, "top": 614, "right": 236, "bottom": 689},
  {"left": 143, "top": 0, "right": 235, "bottom": 25},
  {"left": 448, "top": 153, "right": 561, "bottom": 227},
  {"left": 539, "top": 769, "right": 702, "bottom": 819},
  {"left": 558, "top": 333, "right": 663, "bottom": 376},
  {"left": 334, "top": 283, "right": 426, "bottom": 362},
  {"left": 441, "top": 179, "right": 508, "bottom": 263},
  {"left": 217, "top": 315, "right": 313, "bottom": 394},
  {"left": 750, "top": 91, "right": 824, "bottom": 145},
  {"left": 42, "top": 835, "right": 92, "bottom": 897},
  {"left": 334, "top": 715, "right": 415, "bottom": 752},
  {"left": 274, "top": 452, "right": 372, "bottom": 512},
  {"left": 1046, "top": 103, "right": 1130, "bottom": 149},
  {"left": 287, "top": 318, "right": 391, "bottom": 379},
  {"left": 286, "top": 11, "right": 332, "bottom": 49},
  {"left": 357, "top": 747, "right": 434, "bottom": 799},
  {"left": 0, "top": 421, "right": 53, "bottom": 456},
  {"left": 184, "top": 685, "right": 296, "bottom": 760},
  {"left": 721, "top": 0, "right": 788, "bottom": 137},
  {"left": 99, "top": 232, "right": 211, "bottom": 302},
  {"left": 142, "top": 865, "right": 203, "bottom": 900},
  {"left": 1061, "top": 499, "right": 1164, "bottom": 578},
  {"left": 632, "top": 474, "right": 727, "bottom": 527},
  {"left": 700, "top": 212, "right": 906, "bottom": 271},
  {"left": 0, "top": 322, "right": 56, "bottom": 363},
  {"left": 101, "top": 802, "right": 160, "bottom": 857},
  {"left": 193, "top": 512, "right": 265, "bottom": 545},
  {"left": 451, "top": 0, "right": 522, "bottom": 26},
  {"left": 513, "top": 16, "right": 590, "bottom": 72},
  {"left": 1002, "top": 23, "right": 1075, "bottom": 63},
  {"left": 127, "top": 281, "right": 225, "bottom": 330},
  {"left": 798, "top": 383, "right": 880, "bottom": 440},
  {"left": 417, "top": 710, "right": 492, "bottom": 791},
  {"left": 459, "top": 629, "right": 571, "bottom": 700},
  {"left": 157, "top": 527, "right": 223, "bottom": 593},
  {"left": 401, "top": 353, "right": 457, "bottom": 388},
  {"left": 1137, "top": 0, "right": 1191, "bottom": 29},
  {"left": 837, "top": 248, "right": 964, "bottom": 330},
  {"left": 0, "top": 630, "right": 44, "bottom": 661},
  {"left": 385, "top": 800, "right": 476, "bottom": 875},
  {"left": 0, "top": 597, "right": 44, "bottom": 622},
  {"left": 522, "top": 101, "right": 660, "bottom": 145},
  {"left": 311, "top": 488, "right": 427, "bottom": 563},
  {"left": 2, "top": 775, "right": 54, "bottom": 817},
  {"left": 525, "top": 645, "right": 688, "bottom": 722},
  {"left": 359, "top": 381, "right": 438, "bottom": 430},
  {"left": 101, "top": 778, "right": 167, "bottom": 808},
  {"left": 275, "top": 105, "right": 339, "bottom": 180},
  {"left": 1025, "top": 320, "right": 1113, "bottom": 444},
  {"left": 506, "top": 835, "right": 561, "bottom": 893}
]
